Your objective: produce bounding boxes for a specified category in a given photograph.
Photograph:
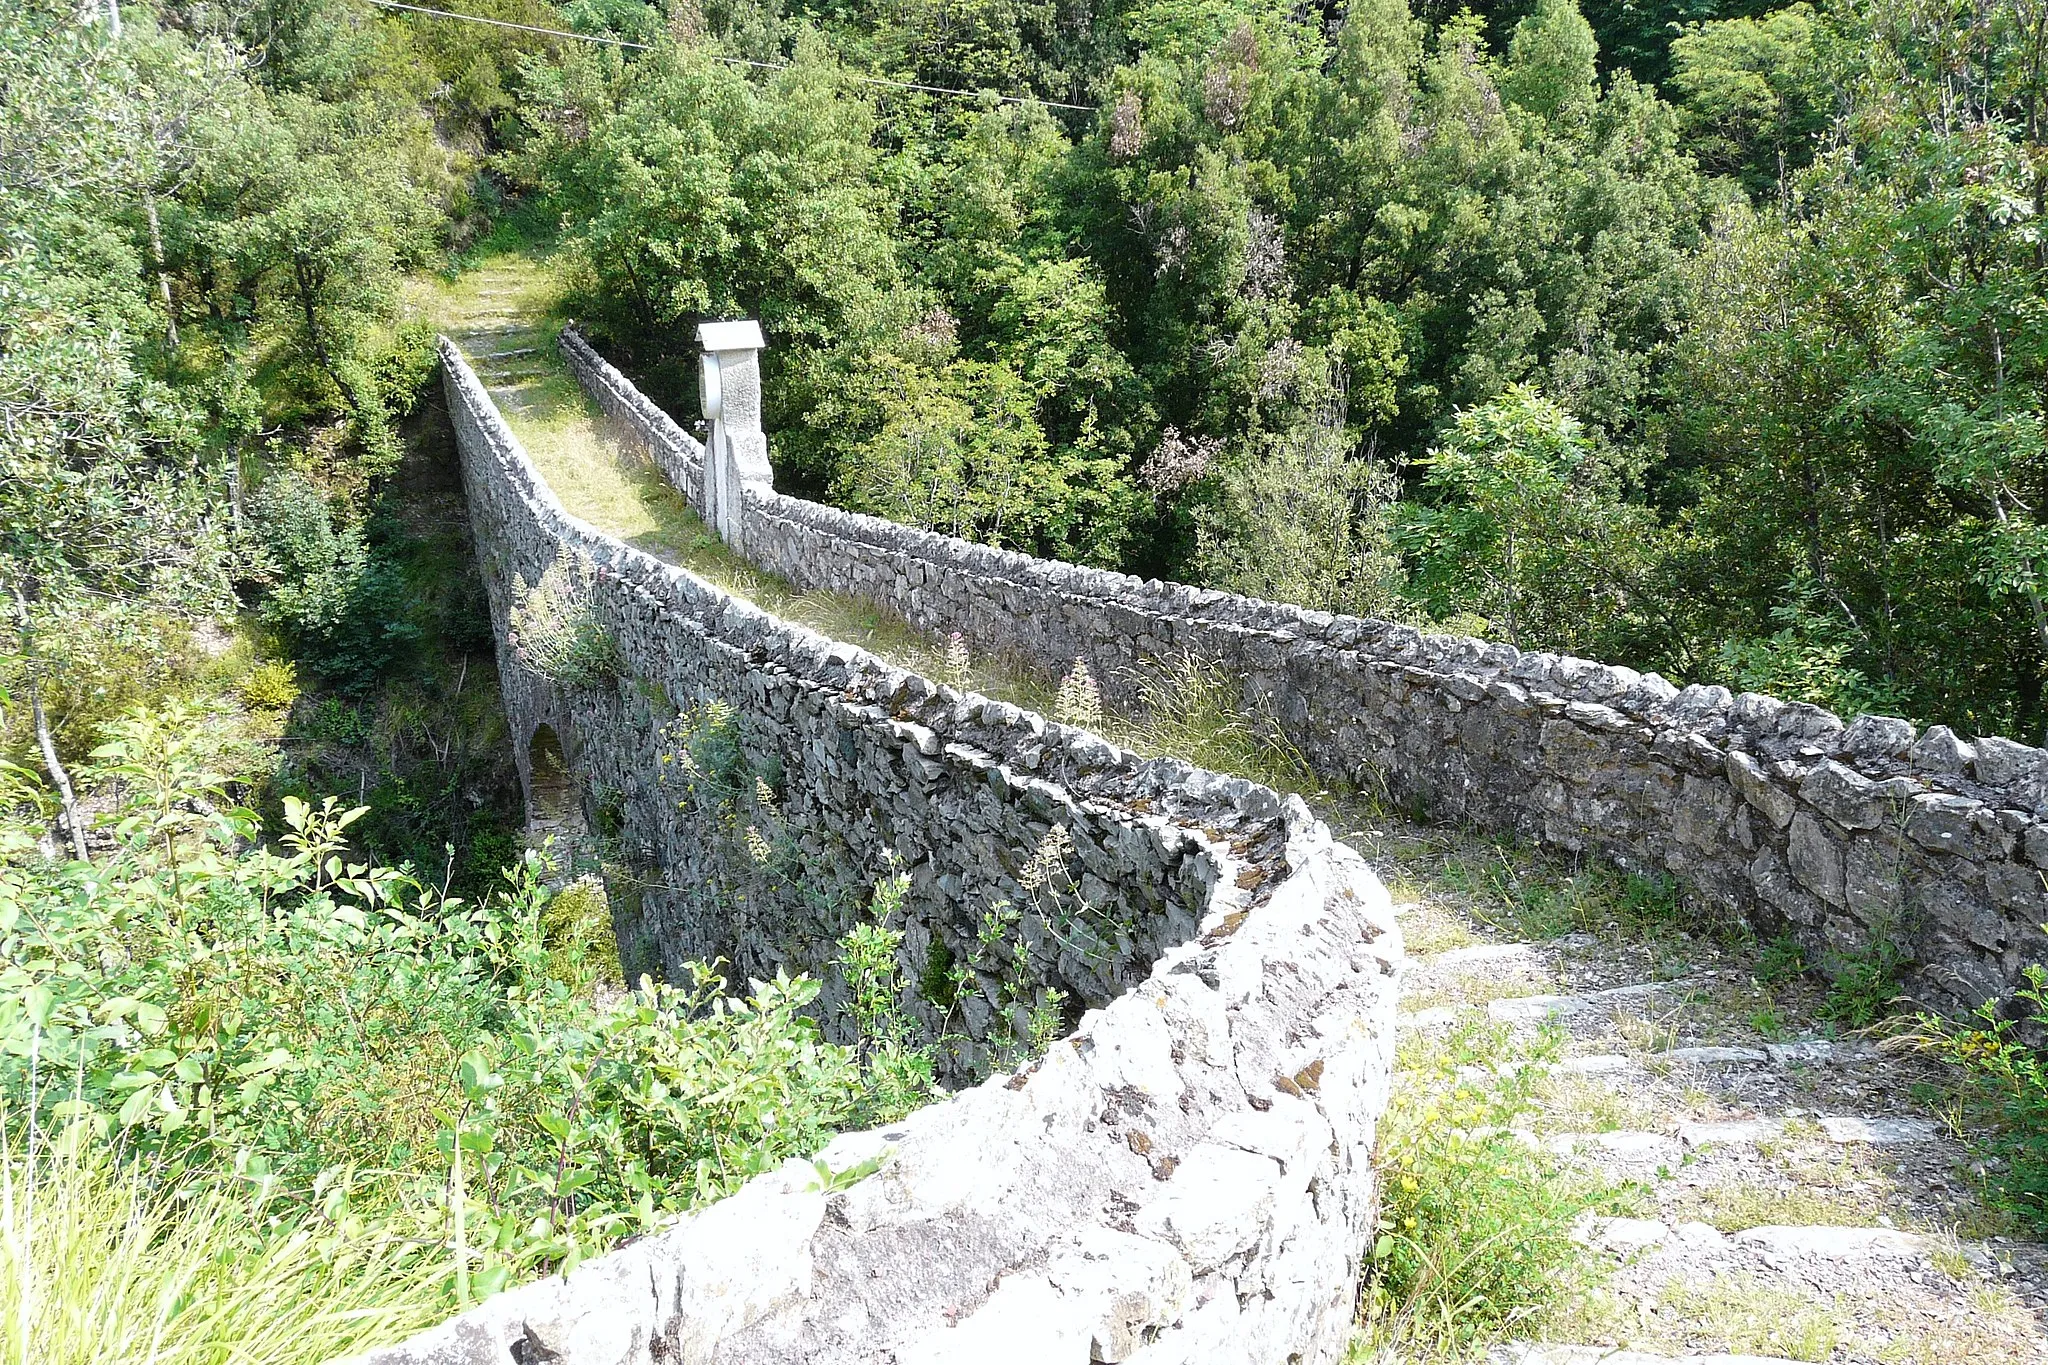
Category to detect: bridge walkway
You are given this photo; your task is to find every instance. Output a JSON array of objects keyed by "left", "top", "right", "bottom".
[{"left": 419, "top": 254, "right": 2048, "bottom": 1365}]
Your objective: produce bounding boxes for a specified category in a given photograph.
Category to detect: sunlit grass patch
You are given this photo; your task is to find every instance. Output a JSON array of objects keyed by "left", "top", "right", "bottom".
[
  {"left": 0, "top": 1140, "right": 445, "bottom": 1365},
  {"left": 1399, "top": 911, "right": 1479, "bottom": 957},
  {"left": 404, "top": 249, "right": 567, "bottom": 337},
  {"left": 1362, "top": 1018, "right": 1629, "bottom": 1359},
  {"left": 1400, "top": 959, "right": 1558, "bottom": 1015},
  {"left": 1673, "top": 1180, "right": 1892, "bottom": 1234},
  {"left": 1646, "top": 1273, "right": 1845, "bottom": 1362},
  {"left": 1323, "top": 810, "right": 1726, "bottom": 968},
  {"left": 1553, "top": 1266, "right": 2042, "bottom": 1365},
  {"left": 1526, "top": 1071, "right": 1668, "bottom": 1136},
  {"left": 1099, "top": 651, "right": 1315, "bottom": 793}
]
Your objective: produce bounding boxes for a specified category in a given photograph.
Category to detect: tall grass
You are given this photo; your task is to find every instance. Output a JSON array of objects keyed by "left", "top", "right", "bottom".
[
  {"left": 1357, "top": 1019, "right": 1629, "bottom": 1359},
  {"left": 0, "top": 1140, "right": 444, "bottom": 1365},
  {"left": 1103, "top": 651, "right": 1314, "bottom": 792}
]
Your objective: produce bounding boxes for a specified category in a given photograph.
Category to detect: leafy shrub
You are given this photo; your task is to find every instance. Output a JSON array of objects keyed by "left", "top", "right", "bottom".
[
  {"left": 1405, "top": 384, "right": 1663, "bottom": 655},
  {"left": 659, "top": 699, "right": 754, "bottom": 811},
  {"left": 301, "top": 695, "right": 369, "bottom": 745},
  {"left": 542, "top": 875, "right": 618, "bottom": 986},
  {"left": 1912, "top": 963, "right": 2048, "bottom": 1229},
  {"left": 367, "top": 320, "right": 441, "bottom": 422},
  {"left": 1822, "top": 933, "right": 1909, "bottom": 1027},
  {"left": 1756, "top": 933, "right": 1809, "bottom": 985},
  {"left": 450, "top": 966, "right": 865, "bottom": 1285},
  {"left": 1714, "top": 592, "right": 1910, "bottom": 721},
  {"left": 1364, "top": 1020, "right": 1622, "bottom": 1354},
  {"left": 509, "top": 551, "right": 622, "bottom": 690},
  {"left": 1, "top": 702, "right": 922, "bottom": 1325},
  {"left": 248, "top": 472, "right": 420, "bottom": 691},
  {"left": 240, "top": 658, "right": 302, "bottom": 710},
  {"left": 832, "top": 870, "right": 941, "bottom": 1123},
  {"left": 1194, "top": 404, "right": 1409, "bottom": 621}
]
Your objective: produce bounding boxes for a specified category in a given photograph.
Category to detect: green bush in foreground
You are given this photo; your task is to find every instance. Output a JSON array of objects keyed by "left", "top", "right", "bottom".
[
  {"left": 1913, "top": 962, "right": 2048, "bottom": 1231},
  {"left": 0, "top": 703, "right": 930, "bottom": 1356}
]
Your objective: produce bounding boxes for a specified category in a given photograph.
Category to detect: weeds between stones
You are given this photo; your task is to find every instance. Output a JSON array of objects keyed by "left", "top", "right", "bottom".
[{"left": 1357, "top": 1018, "right": 1641, "bottom": 1359}]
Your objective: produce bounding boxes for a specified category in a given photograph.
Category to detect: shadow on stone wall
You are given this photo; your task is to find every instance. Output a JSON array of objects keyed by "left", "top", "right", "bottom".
[{"left": 354, "top": 341, "right": 1402, "bottom": 1365}]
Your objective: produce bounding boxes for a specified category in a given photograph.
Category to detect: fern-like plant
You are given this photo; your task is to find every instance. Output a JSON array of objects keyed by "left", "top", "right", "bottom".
[
  {"left": 509, "top": 551, "right": 622, "bottom": 689},
  {"left": 1053, "top": 657, "right": 1102, "bottom": 730}
]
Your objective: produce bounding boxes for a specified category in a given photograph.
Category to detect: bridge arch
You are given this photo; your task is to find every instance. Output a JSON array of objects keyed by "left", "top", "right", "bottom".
[{"left": 524, "top": 721, "right": 584, "bottom": 840}]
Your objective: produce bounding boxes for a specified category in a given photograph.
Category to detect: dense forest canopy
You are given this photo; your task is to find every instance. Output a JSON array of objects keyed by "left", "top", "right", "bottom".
[{"left": 10, "top": 0, "right": 2048, "bottom": 787}]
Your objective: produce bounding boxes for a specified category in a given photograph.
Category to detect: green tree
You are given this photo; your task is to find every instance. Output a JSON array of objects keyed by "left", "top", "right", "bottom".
[
  {"left": 1664, "top": 0, "right": 2048, "bottom": 734},
  {"left": 1197, "top": 406, "right": 1410, "bottom": 618},
  {"left": 1670, "top": 4, "right": 1830, "bottom": 200},
  {"left": 1408, "top": 383, "right": 1662, "bottom": 649},
  {"left": 1501, "top": 0, "right": 1599, "bottom": 121}
]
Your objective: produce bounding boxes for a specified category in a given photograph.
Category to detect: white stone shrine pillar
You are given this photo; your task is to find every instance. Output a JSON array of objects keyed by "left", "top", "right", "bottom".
[{"left": 698, "top": 320, "right": 770, "bottom": 553}]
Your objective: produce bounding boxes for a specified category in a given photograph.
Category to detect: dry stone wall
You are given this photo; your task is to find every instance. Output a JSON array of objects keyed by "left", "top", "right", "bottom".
[
  {"left": 558, "top": 325, "right": 2048, "bottom": 1016},
  {"left": 383, "top": 339, "right": 1401, "bottom": 1365},
  {"left": 559, "top": 325, "right": 704, "bottom": 497}
]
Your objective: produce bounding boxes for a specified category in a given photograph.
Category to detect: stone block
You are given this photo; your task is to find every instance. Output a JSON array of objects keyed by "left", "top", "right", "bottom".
[
  {"left": 1787, "top": 813, "right": 1845, "bottom": 906},
  {"left": 1904, "top": 791, "right": 1978, "bottom": 854},
  {"left": 1798, "top": 760, "right": 1887, "bottom": 829},
  {"left": 1839, "top": 713, "right": 1915, "bottom": 766},
  {"left": 1730, "top": 691, "right": 1786, "bottom": 731},
  {"left": 1540, "top": 719, "right": 1609, "bottom": 782},
  {"left": 1910, "top": 724, "right": 1975, "bottom": 775},
  {"left": 1672, "top": 774, "right": 1734, "bottom": 849},
  {"left": 1726, "top": 750, "right": 1796, "bottom": 829},
  {"left": 1972, "top": 735, "right": 2044, "bottom": 788},
  {"left": 894, "top": 1276, "right": 1094, "bottom": 1365},
  {"left": 1985, "top": 860, "right": 2048, "bottom": 912},
  {"left": 1732, "top": 1226, "right": 1927, "bottom": 1261},
  {"left": 1749, "top": 846, "right": 1824, "bottom": 926},
  {"left": 1843, "top": 836, "right": 1905, "bottom": 923},
  {"left": 1132, "top": 1144, "right": 1280, "bottom": 1272},
  {"left": 1044, "top": 1229, "right": 1194, "bottom": 1363}
]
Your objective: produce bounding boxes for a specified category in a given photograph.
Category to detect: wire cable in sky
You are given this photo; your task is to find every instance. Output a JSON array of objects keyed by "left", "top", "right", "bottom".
[{"left": 359, "top": 0, "right": 1095, "bottom": 111}]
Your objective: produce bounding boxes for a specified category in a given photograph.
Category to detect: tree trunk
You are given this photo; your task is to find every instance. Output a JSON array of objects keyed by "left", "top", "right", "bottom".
[
  {"left": 145, "top": 190, "right": 178, "bottom": 352},
  {"left": 10, "top": 586, "right": 88, "bottom": 863},
  {"left": 30, "top": 681, "right": 88, "bottom": 863}
]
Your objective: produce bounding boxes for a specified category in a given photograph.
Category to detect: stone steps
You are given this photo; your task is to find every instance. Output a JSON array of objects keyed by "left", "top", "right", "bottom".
[
  {"left": 1384, "top": 907, "right": 2047, "bottom": 1363},
  {"left": 1487, "top": 979, "right": 1698, "bottom": 1023},
  {"left": 1674, "top": 1114, "right": 1943, "bottom": 1148},
  {"left": 1450, "top": 1039, "right": 1878, "bottom": 1084}
]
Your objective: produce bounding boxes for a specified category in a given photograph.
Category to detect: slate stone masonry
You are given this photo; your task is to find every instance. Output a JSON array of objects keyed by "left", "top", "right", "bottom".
[
  {"left": 380, "top": 339, "right": 1402, "bottom": 1365},
  {"left": 557, "top": 323, "right": 2048, "bottom": 1016}
]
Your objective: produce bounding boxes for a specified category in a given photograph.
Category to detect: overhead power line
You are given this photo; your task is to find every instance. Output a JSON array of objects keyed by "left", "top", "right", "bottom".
[{"left": 360, "top": 0, "right": 1095, "bottom": 111}]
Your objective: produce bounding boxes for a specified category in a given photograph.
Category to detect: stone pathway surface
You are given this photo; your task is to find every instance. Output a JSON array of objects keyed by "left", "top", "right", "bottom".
[
  {"left": 1325, "top": 803, "right": 2048, "bottom": 1364},
  {"left": 439, "top": 266, "right": 551, "bottom": 410}
]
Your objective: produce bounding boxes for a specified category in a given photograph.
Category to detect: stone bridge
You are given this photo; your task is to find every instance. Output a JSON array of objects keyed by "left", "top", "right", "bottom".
[{"left": 364, "top": 316, "right": 2048, "bottom": 1365}]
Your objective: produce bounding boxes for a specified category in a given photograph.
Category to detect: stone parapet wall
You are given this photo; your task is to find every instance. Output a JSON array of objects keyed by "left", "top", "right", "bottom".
[
  {"left": 559, "top": 325, "right": 706, "bottom": 502},
  {"left": 382, "top": 339, "right": 1401, "bottom": 1364},
  {"left": 565, "top": 329, "right": 2048, "bottom": 1014}
]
